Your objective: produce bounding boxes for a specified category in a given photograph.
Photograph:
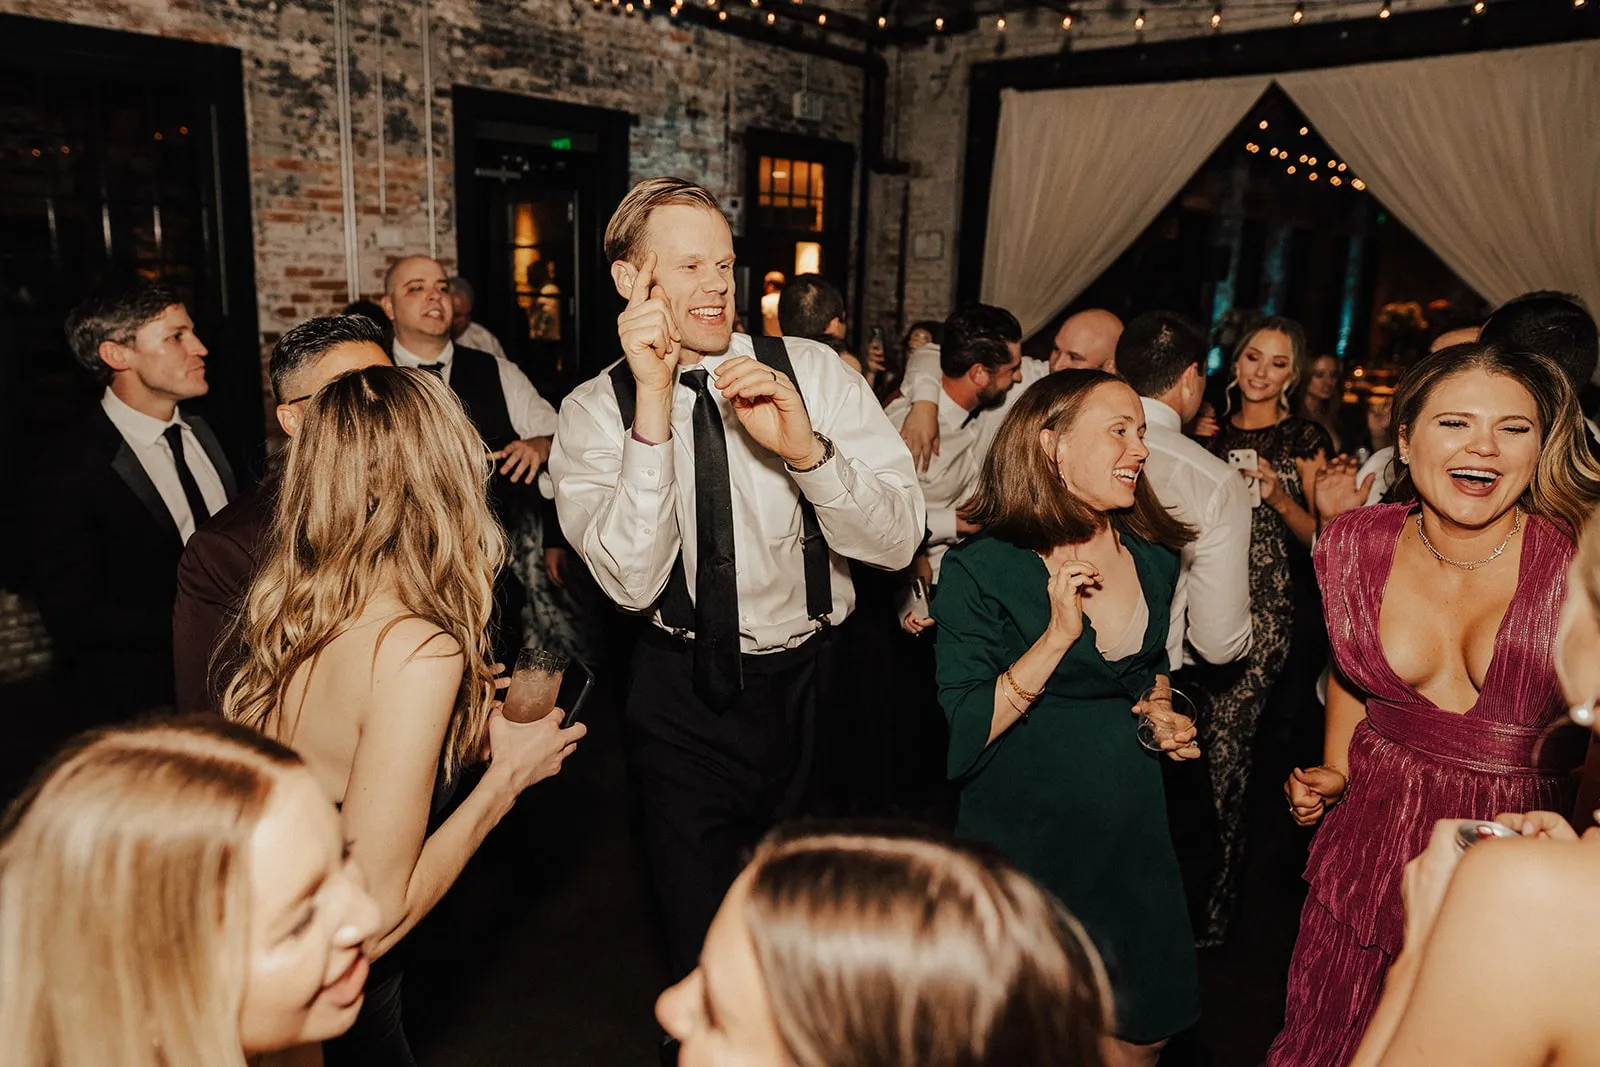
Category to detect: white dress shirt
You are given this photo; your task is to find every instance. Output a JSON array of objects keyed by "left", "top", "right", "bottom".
[
  {"left": 1140, "top": 397, "right": 1254, "bottom": 671},
  {"left": 550, "top": 333, "right": 926, "bottom": 653},
  {"left": 100, "top": 388, "right": 229, "bottom": 544},
  {"left": 393, "top": 339, "right": 558, "bottom": 439},
  {"left": 884, "top": 382, "right": 989, "bottom": 580},
  {"left": 455, "top": 320, "right": 508, "bottom": 360},
  {"left": 902, "top": 344, "right": 1051, "bottom": 459}
]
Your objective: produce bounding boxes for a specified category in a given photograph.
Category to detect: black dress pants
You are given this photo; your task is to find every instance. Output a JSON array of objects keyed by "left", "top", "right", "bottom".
[{"left": 624, "top": 625, "right": 835, "bottom": 979}]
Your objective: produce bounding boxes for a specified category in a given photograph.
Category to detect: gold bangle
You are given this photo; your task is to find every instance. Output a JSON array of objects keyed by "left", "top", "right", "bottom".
[{"left": 1002, "top": 668, "right": 1043, "bottom": 705}]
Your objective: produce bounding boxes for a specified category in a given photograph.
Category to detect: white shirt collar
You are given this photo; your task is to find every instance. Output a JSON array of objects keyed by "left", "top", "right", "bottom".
[
  {"left": 937, "top": 381, "right": 980, "bottom": 430},
  {"left": 393, "top": 338, "right": 454, "bottom": 369},
  {"left": 1140, "top": 396, "right": 1183, "bottom": 433},
  {"left": 101, "top": 387, "right": 185, "bottom": 448}
]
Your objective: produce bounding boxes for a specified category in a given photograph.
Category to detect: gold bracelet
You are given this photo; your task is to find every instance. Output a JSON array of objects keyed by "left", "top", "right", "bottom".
[{"left": 1002, "top": 668, "right": 1043, "bottom": 705}]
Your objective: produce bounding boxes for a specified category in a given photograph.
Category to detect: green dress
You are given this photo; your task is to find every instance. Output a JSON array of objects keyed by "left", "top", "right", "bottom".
[{"left": 932, "top": 532, "right": 1200, "bottom": 1044}]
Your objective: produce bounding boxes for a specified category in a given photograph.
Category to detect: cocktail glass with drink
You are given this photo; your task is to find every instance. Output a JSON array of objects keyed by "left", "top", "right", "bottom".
[{"left": 502, "top": 647, "right": 568, "bottom": 723}]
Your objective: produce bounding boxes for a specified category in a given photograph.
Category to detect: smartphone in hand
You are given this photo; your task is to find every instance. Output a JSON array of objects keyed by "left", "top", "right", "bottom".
[{"left": 1228, "top": 448, "right": 1261, "bottom": 508}]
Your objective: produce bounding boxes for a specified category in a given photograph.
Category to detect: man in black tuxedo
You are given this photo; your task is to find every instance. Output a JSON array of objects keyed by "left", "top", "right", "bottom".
[
  {"left": 30, "top": 283, "right": 236, "bottom": 724},
  {"left": 172, "top": 314, "right": 391, "bottom": 715}
]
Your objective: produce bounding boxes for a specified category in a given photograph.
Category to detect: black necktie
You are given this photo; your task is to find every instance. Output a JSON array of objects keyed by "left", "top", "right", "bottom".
[
  {"left": 417, "top": 362, "right": 445, "bottom": 377},
  {"left": 679, "top": 368, "right": 742, "bottom": 711},
  {"left": 962, "top": 407, "right": 982, "bottom": 428},
  {"left": 163, "top": 424, "right": 212, "bottom": 528}
]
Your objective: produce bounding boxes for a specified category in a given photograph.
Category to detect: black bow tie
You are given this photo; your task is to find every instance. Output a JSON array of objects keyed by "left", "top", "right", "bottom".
[{"left": 962, "top": 407, "right": 982, "bottom": 428}]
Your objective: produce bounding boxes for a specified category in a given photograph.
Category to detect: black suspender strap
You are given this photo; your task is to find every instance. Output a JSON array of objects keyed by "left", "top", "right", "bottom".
[
  {"left": 749, "top": 336, "right": 833, "bottom": 623},
  {"left": 607, "top": 340, "right": 835, "bottom": 632}
]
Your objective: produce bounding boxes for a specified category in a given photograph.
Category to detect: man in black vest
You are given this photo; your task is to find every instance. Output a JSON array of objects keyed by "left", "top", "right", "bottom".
[
  {"left": 30, "top": 283, "right": 237, "bottom": 725},
  {"left": 550, "top": 177, "right": 925, "bottom": 980},
  {"left": 382, "top": 255, "right": 559, "bottom": 662}
]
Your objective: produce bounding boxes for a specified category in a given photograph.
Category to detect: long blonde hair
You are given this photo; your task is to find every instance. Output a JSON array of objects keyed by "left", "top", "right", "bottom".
[
  {"left": 222, "top": 366, "right": 504, "bottom": 779},
  {"left": 0, "top": 719, "right": 303, "bottom": 1067},
  {"left": 743, "top": 830, "right": 1114, "bottom": 1067}
]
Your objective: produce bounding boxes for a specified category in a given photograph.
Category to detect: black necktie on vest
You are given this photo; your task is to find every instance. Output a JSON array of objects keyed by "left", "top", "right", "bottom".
[
  {"left": 679, "top": 368, "right": 742, "bottom": 711},
  {"left": 162, "top": 423, "right": 212, "bottom": 527},
  {"left": 417, "top": 362, "right": 445, "bottom": 377}
]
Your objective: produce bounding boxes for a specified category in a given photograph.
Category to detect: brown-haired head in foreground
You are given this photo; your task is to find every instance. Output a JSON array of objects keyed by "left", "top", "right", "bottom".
[
  {"left": 961, "top": 370, "right": 1194, "bottom": 552},
  {"left": 743, "top": 829, "right": 1113, "bottom": 1067},
  {"left": 0, "top": 718, "right": 301, "bottom": 1067},
  {"left": 604, "top": 177, "right": 722, "bottom": 265},
  {"left": 1388, "top": 342, "right": 1600, "bottom": 536},
  {"left": 222, "top": 365, "right": 505, "bottom": 779}
]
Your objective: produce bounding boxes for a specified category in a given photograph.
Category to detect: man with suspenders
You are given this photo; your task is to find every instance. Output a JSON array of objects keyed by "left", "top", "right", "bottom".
[{"left": 550, "top": 177, "right": 925, "bottom": 979}]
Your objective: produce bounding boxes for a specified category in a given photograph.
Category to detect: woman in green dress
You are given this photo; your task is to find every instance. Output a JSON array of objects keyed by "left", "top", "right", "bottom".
[{"left": 933, "top": 370, "right": 1202, "bottom": 1066}]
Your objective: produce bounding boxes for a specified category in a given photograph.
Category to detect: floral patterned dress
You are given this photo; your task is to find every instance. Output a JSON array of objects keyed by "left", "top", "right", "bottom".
[{"left": 1199, "top": 415, "right": 1332, "bottom": 942}]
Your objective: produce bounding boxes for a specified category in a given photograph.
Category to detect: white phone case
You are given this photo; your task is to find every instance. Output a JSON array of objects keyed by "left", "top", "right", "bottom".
[{"left": 1228, "top": 448, "right": 1262, "bottom": 508}]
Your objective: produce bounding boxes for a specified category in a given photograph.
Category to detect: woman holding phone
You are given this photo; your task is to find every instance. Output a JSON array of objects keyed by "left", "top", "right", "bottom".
[
  {"left": 934, "top": 371, "right": 1200, "bottom": 1067},
  {"left": 223, "top": 366, "right": 585, "bottom": 1066},
  {"left": 1200, "top": 316, "right": 1332, "bottom": 945},
  {"left": 1269, "top": 344, "right": 1600, "bottom": 1067}
]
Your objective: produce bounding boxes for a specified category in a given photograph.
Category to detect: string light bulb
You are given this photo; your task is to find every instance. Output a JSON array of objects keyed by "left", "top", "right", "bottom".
[
  {"left": 1308, "top": 156, "right": 1318, "bottom": 165},
  {"left": 625, "top": 2, "right": 634, "bottom": 11},
  {"left": 767, "top": 10, "right": 775, "bottom": 21},
  {"left": 934, "top": 15, "right": 944, "bottom": 30},
  {"left": 1061, "top": 13, "right": 1073, "bottom": 29},
  {"left": 1577, "top": 0, "right": 1587, "bottom": 9},
  {"left": 1211, "top": 5, "right": 1222, "bottom": 29},
  {"left": 1352, "top": 178, "right": 1367, "bottom": 190},
  {"left": 877, "top": 14, "right": 886, "bottom": 27},
  {"left": 1134, "top": 9, "right": 1146, "bottom": 31},
  {"left": 1472, "top": 0, "right": 1485, "bottom": 12},
  {"left": 1299, "top": 126, "right": 1309, "bottom": 135},
  {"left": 718, "top": 8, "right": 727, "bottom": 18},
  {"left": 816, "top": 11, "right": 825, "bottom": 23},
  {"left": 1378, "top": 1, "right": 1391, "bottom": 17},
  {"left": 1259, "top": 119, "right": 1269, "bottom": 130},
  {"left": 1330, "top": 176, "right": 1343, "bottom": 186},
  {"left": 1287, "top": 165, "right": 1297, "bottom": 174},
  {"left": 1292, "top": 3, "right": 1305, "bottom": 23},
  {"left": 1308, "top": 171, "right": 1319, "bottom": 181},
  {"left": 996, "top": 14, "right": 1006, "bottom": 30}
]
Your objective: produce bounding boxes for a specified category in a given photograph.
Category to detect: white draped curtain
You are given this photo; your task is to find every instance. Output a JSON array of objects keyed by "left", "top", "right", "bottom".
[
  {"left": 980, "top": 76, "right": 1270, "bottom": 337},
  {"left": 981, "top": 40, "right": 1600, "bottom": 341},
  {"left": 1278, "top": 41, "right": 1600, "bottom": 321}
]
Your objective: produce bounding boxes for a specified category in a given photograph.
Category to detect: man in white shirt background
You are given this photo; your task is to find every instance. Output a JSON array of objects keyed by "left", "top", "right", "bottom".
[
  {"left": 1114, "top": 310, "right": 1254, "bottom": 945},
  {"left": 885, "top": 311, "right": 1024, "bottom": 626},
  {"left": 897, "top": 307, "right": 1123, "bottom": 471},
  {"left": 30, "top": 283, "right": 236, "bottom": 725},
  {"left": 550, "top": 177, "right": 924, "bottom": 982}
]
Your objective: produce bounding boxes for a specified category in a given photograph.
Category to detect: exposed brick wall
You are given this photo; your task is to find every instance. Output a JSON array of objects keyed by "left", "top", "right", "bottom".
[
  {"left": 0, "top": 0, "right": 867, "bottom": 377},
  {"left": 0, "top": 592, "right": 52, "bottom": 683}
]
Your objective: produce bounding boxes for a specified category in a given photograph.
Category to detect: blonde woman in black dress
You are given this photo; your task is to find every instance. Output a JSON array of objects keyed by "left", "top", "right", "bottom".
[{"left": 1201, "top": 317, "right": 1331, "bottom": 944}]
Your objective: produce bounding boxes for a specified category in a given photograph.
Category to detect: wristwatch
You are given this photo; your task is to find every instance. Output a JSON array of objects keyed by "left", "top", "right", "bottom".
[{"left": 785, "top": 432, "right": 834, "bottom": 473}]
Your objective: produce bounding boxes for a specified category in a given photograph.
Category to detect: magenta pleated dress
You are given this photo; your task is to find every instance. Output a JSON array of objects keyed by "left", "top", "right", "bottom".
[{"left": 1266, "top": 503, "right": 1584, "bottom": 1067}]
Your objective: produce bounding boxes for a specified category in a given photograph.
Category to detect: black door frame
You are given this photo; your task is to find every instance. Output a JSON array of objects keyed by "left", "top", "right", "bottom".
[
  {"left": 741, "top": 128, "right": 857, "bottom": 331},
  {"left": 0, "top": 13, "right": 263, "bottom": 480},
  {"left": 955, "top": 0, "right": 1600, "bottom": 306},
  {"left": 451, "top": 86, "right": 631, "bottom": 393}
]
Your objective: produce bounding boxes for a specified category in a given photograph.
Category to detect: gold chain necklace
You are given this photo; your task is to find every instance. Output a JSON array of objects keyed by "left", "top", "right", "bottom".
[{"left": 1415, "top": 509, "right": 1522, "bottom": 570}]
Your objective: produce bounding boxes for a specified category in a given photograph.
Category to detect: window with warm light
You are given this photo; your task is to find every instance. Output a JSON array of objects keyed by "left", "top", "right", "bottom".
[{"left": 756, "top": 155, "right": 826, "bottom": 231}]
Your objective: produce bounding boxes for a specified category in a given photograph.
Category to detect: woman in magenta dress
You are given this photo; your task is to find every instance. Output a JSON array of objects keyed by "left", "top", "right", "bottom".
[{"left": 1269, "top": 343, "right": 1600, "bottom": 1067}]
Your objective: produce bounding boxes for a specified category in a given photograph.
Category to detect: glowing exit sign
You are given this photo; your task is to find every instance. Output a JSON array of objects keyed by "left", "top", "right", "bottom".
[{"left": 549, "top": 137, "right": 573, "bottom": 151}]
